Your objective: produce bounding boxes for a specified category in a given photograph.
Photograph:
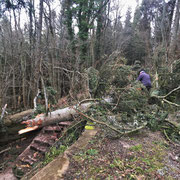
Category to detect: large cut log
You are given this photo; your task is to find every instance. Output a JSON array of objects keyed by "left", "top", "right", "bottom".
[
  {"left": 0, "top": 109, "right": 34, "bottom": 145},
  {"left": 19, "top": 101, "right": 97, "bottom": 134},
  {"left": 4, "top": 109, "right": 34, "bottom": 126}
]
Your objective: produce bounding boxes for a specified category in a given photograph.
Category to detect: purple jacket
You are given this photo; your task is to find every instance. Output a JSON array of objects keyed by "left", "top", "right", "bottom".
[{"left": 137, "top": 71, "right": 151, "bottom": 87}]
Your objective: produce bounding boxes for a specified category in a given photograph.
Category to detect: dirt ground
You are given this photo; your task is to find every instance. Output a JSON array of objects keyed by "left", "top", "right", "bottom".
[
  {"left": 0, "top": 127, "right": 180, "bottom": 180},
  {"left": 64, "top": 128, "right": 180, "bottom": 180}
]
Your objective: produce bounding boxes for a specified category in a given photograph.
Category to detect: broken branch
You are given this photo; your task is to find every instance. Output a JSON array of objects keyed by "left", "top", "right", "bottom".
[
  {"left": 151, "top": 86, "right": 180, "bottom": 107},
  {"left": 0, "top": 104, "right": 7, "bottom": 121},
  {"left": 0, "top": 147, "right": 11, "bottom": 155},
  {"left": 72, "top": 107, "right": 147, "bottom": 135}
]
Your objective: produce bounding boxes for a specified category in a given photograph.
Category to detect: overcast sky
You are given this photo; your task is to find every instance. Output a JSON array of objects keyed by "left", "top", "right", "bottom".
[
  {"left": 117, "top": 0, "right": 142, "bottom": 20},
  {"left": 44, "top": 0, "right": 142, "bottom": 22},
  {"left": 19, "top": 0, "right": 142, "bottom": 28}
]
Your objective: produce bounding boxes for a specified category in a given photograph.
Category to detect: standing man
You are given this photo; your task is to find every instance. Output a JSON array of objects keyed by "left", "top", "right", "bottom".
[{"left": 137, "top": 70, "right": 152, "bottom": 91}]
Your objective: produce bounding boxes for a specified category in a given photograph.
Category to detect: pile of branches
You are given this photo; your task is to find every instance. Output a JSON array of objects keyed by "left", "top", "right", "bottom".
[{"left": 83, "top": 55, "right": 180, "bottom": 142}]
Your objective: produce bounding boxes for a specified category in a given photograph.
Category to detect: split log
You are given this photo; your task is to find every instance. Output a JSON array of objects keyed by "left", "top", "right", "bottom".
[
  {"left": 0, "top": 109, "right": 34, "bottom": 145},
  {"left": 19, "top": 101, "right": 98, "bottom": 134}
]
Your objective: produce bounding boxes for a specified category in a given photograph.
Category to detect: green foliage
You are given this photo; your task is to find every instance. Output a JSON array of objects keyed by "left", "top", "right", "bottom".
[
  {"left": 129, "top": 144, "right": 143, "bottom": 152},
  {"left": 64, "top": 0, "right": 109, "bottom": 65},
  {"left": 12, "top": 166, "right": 25, "bottom": 179},
  {"left": 86, "top": 148, "right": 98, "bottom": 156},
  {"left": 46, "top": 86, "right": 57, "bottom": 105},
  {"left": 173, "top": 59, "right": 180, "bottom": 73},
  {"left": 144, "top": 107, "right": 168, "bottom": 131},
  {"left": 112, "top": 65, "right": 132, "bottom": 88},
  {"left": 94, "top": 56, "right": 179, "bottom": 142},
  {"left": 110, "top": 159, "right": 124, "bottom": 170},
  {"left": 147, "top": 114, "right": 159, "bottom": 131},
  {"left": 43, "top": 145, "right": 67, "bottom": 166},
  {"left": 87, "top": 67, "right": 99, "bottom": 96},
  {"left": 43, "top": 120, "right": 86, "bottom": 166},
  {"left": 35, "top": 104, "right": 45, "bottom": 115},
  {"left": 74, "top": 148, "right": 99, "bottom": 162},
  {"left": 97, "top": 58, "right": 134, "bottom": 96},
  {"left": 122, "top": 7, "right": 147, "bottom": 65},
  {"left": 112, "top": 143, "right": 166, "bottom": 177},
  {"left": 163, "top": 124, "right": 180, "bottom": 143},
  {"left": 61, "top": 120, "right": 86, "bottom": 147},
  {"left": 157, "top": 62, "right": 180, "bottom": 106}
]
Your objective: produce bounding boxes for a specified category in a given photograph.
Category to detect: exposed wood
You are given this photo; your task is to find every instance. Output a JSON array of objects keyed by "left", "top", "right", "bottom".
[
  {"left": 0, "top": 104, "right": 7, "bottom": 121},
  {"left": 18, "top": 126, "right": 39, "bottom": 135},
  {"left": 19, "top": 101, "right": 98, "bottom": 134}
]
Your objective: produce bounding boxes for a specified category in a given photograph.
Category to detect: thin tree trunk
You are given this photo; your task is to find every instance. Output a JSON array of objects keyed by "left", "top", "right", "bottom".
[{"left": 171, "top": 0, "right": 180, "bottom": 52}]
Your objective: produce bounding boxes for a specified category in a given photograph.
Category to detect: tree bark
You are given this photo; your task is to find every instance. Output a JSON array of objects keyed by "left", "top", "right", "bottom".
[
  {"left": 171, "top": 0, "right": 180, "bottom": 52},
  {"left": 3, "top": 109, "right": 34, "bottom": 126},
  {"left": 0, "top": 100, "right": 98, "bottom": 144},
  {"left": 19, "top": 101, "right": 96, "bottom": 134}
]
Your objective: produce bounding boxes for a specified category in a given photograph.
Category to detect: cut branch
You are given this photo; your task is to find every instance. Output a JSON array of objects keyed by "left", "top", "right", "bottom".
[
  {"left": 151, "top": 86, "right": 180, "bottom": 107},
  {"left": 72, "top": 107, "right": 147, "bottom": 135},
  {"left": 162, "top": 86, "right": 180, "bottom": 99}
]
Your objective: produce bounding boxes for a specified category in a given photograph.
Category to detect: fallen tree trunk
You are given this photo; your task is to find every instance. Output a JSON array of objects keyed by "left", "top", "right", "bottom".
[
  {"left": 3, "top": 109, "right": 34, "bottom": 126},
  {"left": 0, "top": 109, "right": 34, "bottom": 145},
  {"left": 0, "top": 100, "right": 98, "bottom": 144},
  {"left": 19, "top": 101, "right": 97, "bottom": 134}
]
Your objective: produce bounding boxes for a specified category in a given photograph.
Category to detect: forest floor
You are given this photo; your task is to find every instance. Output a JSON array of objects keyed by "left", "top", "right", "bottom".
[
  {"left": 64, "top": 128, "right": 180, "bottom": 180},
  {"left": 0, "top": 132, "right": 38, "bottom": 179},
  {"left": 0, "top": 127, "right": 180, "bottom": 179}
]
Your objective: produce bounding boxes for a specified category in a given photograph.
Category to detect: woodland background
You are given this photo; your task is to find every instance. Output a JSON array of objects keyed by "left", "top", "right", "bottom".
[{"left": 0, "top": 0, "right": 180, "bottom": 111}]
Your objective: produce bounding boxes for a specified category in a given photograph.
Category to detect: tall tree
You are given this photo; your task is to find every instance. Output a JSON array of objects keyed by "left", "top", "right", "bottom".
[{"left": 171, "top": 0, "right": 180, "bottom": 53}]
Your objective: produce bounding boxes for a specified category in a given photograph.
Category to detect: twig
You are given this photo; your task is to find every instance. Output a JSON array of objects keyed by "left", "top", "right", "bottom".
[
  {"left": 79, "top": 98, "right": 100, "bottom": 105},
  {"left": 112, "top": 95, "right": 121, "bottom": 111},
  {"left": 59, "top": 119, "right": 85, "bottom": 141},
  {"left": 54, "top": 67, "right": 83, "bottom": 76},
  {"left": 0, "top": 104, "right": 7, "bottom": 121},
  {"left": 152, "top": 86, "right": 180, "bottom": 107},
  {"left": 72, "top": 106, "right": 147, "bottom": 135},
  {"left": 164, "top": 119, "right": 179, "bottom": 128},
  {"left": 163, "top": 86, "right": 180, "bottom": 99},
  {"left": 69, "top": 104, "right": 121, "bottom": 133},
  {"left": 153, "top": 86, "right": 180, "bottom": 99},
  {"left": 79, "top": 111, "right": 122, "bottom": 133},
  {"left": 0, "top": 147, "right": 10, "bottom": 155},
  {"left": 163, "top": 129, "right": 177, "bottom": 146},
  {"left": 163, "top": 99, "right": 180, "bottom": 107},
  {"left": 54, "top": 67, "right": 74, "bottom": 73}
]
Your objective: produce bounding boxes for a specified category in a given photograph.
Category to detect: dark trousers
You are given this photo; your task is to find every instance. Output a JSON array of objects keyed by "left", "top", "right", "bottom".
[{"left": 146, "top": 86, "right": 151, "bottom": 91}]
